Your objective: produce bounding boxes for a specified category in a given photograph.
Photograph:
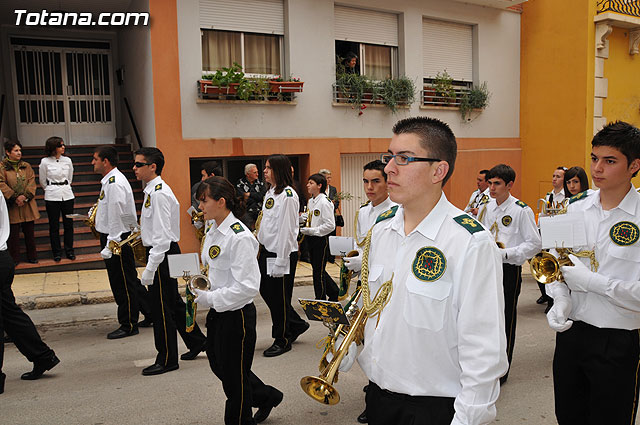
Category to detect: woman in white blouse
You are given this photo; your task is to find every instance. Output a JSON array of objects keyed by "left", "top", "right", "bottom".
[{"left": 39, "top": 137, "right": 75, "bottom": 261}]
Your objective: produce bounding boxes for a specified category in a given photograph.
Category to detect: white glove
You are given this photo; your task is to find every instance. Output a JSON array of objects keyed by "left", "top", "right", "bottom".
[
  {"left": 100, "top": 246, "right": 112, "bottom": 260},
  {"left": 561, "top": 254, "right": 608, "bottom": 293},
  {"left": 141, "top": 268, "right": 155, "bottom": 286},
  {"left": 326, "top": 335, "right": 357, "bottom": 372},
  {"left": 546, "top": 296, "right": 573, "bottom": 332},
  {"left": 193, "top": 288, "right": 214, "bottom": 309},
  {"left": 300, "top": 227, "right": 313, "bottom": 236},
  {"left": 269, "top": 263, "right": 287, "bottom": 278},
  {"left": 343, "top": 253, "right": 362, "bottom": 272},
  {"left": 299, "top": 213, "right": 308, "bottom": 225},
  {"left": 499, "top": 248, "right": 508, "bottom": 261}
]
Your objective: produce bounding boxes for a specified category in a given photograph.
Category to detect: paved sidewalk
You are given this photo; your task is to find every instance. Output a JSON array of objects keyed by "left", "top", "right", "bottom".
[{"left": 12, "top": 260, "right": 342, "bottom": 310}]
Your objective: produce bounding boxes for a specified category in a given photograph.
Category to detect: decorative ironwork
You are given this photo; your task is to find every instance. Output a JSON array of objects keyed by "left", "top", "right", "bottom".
[{"left": 597, "top": 0, "right": 640, "bottom": 18}]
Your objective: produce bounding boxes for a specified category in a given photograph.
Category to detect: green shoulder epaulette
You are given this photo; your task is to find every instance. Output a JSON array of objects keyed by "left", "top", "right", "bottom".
[
  {"left": 515, "top": 200, "right": 528, "bottom": 208},
  {"left": 360, "top": 200, "right": 371, "bottom": 209},
  {"left": 108, "top": 176, "right": 115, "bottom": 184},
  {"left": 453, "top": 215, "right": 485, "bottom": 234},
  {"left": 230, "top": 222, "right": 244, "bottom": 234},
  {"left": 569, "top": 190, "right": 589, "bottom": 204},
  {"left": 285, "top": 188, "right": 293, "bottom": 197},
  {"left": 154, "top": 183, "right": 162, "bottom": 191},
  {"left": 375, "top": 205, "right": 398, "bottom": 224}
]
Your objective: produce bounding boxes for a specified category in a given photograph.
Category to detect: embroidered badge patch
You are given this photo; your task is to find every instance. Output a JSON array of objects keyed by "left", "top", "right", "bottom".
[
  {"left": 144, "top": 195, "right": 151, "bottom": 208},
  {"left": 285, "top": 188, "right": 293, "bottom": 197},
  {"left": 502, "top": 215, "right": 512, "bottom": 227},
  {"left": 99, "top": 190, "right": 105, "bottom": 200},
  {"left": 108, "top": 176, "right": 115, "bottom": 184},
  {"left": 209, "top": 245, "right": 221, "bottom": 259},
  {"left": 515, "top": 200, "right": 527, "bottom": 208},
  {"left": 375, "top": 205, "right": 399, "bottom": 224},
  {"left": 569, "top": 191, "right": 589, "bottom": 204},
  {"left": 230, "top": 222, "right": 244, "bottom": 234},
  {"left": 610, "top": 221, "right": 639, "bottom": 246},
  {"left": 412, "top": 247, "right": 447, "bottom": 282},
  {"left": 313, "top": 209, "right": 320, "bottom": 217},
  {"left": 154, "top": 183, "right": 162, "bottom": 191},
  {"left": 453, "top": 215, "right": 484, "bottom": 234},
  {"left": 265, "top": 197, "right": 274, "bottom": 209}
]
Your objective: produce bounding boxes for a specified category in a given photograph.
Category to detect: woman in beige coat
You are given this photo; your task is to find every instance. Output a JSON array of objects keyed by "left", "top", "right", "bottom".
[{"left": 0, "top": 140, "right": 40, "bottom": 264}]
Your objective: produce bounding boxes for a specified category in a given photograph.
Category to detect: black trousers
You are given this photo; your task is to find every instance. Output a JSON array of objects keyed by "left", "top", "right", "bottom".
[
  {"left": 0, "top": 250, "right": 55, "bottom": 373},
  {"left": 45, "top": 199, "right": 74, "bottom": 257},
  {"left": 307, "top": 235, "right": 338, "bottom": 301},
  {"left": 148, "top": 242, "right": 206, "bottom": 367},
  {"left": 365, "top": 381, "right": 455, "bottom": 425},
  {"left": 100, "top": 233, "right": 150, "bottom": 331},
  {"left": 502, "top": 263, "right": 522, "bottom": 379},
  {"left": 258, "top": 248, "right": 308, "bottom": 347},
  {"left": 206, "top": 303, "right": 279, "bottom": 425},
  {"left": 553, "top": 320, "right": 640, "bottom": 425},
  {"left": 8, "top": 221, "right": 36, "bottom": 263}
]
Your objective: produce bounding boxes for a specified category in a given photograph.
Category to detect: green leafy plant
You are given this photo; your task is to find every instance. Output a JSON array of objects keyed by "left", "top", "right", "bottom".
[
  {"left": 378, "top": 76, "right": 416, "bottom": 114},
  {"left": 460, "top": 82, "right": 490, "bottom": 120},
  {"left": 202, "top": 62, "right": 244, "bottom": 86},
  {"left": 433, "top": 71, "right": 455, "bottom": 104}
]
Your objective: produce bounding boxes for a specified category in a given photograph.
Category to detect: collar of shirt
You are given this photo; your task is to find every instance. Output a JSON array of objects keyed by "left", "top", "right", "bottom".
[
  {"left": 371, "top": 197, "right": 394, "bottom": 217},
  {"left": 493, "top": 194, "right": 516, "bottom": 213},
  {"left": 309, "top": 192, "right": 328, "bottom": 207},
  {"left": 144, "top": 176, "right": 163, "bottom": 194},
  {"left": 390, "top": 192, "right": 448, "bottom": 240},
  {"left": 212, "top": 211, "right": 236, "bottom": 237},
  {"left": 101, "top": 168, "right": 119, "bottom": 185}
]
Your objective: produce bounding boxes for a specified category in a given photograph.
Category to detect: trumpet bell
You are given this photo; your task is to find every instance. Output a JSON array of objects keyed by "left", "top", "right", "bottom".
[
  {"left": 188, "top": 275, "right": 210, "bottom": 292},
  {"left": 300, "top": 376, "right": 340, "bottom": 405},
  {"left": 530, "top": 252, "right": 560, "bottom": 284}
]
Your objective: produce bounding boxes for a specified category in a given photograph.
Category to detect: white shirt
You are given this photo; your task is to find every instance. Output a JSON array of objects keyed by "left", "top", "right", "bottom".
[
  {"left": 39, "top": 156, "right": 74, "bottom": 201},
  {"left": 464, "top": 188, "right": 490, "bottom": 216},
  {"left": 201, "top": 212, "right": 259, "bottom": 312},
  {"left": 0, "top": 195, "right": 9, "bottom": 250},
  {"left": 256, "top": 186, "right": 299, "bottom": 267},
  {"left": 544, "top": 188, "right": 566, "bottom": 208},
  {"left": 359, "top": 193, "right": 507, "bottom": 425},
  {"left": 354, "top": 197, "right": 396, "bottom": 251},
  {"left": 547, "top": 186, "right": 640, "bottom": 329},
  {"left": 479, "top": 195, "right": 541, "bottom": 265},
  {"left": 305, "top": 193, "right": 335, "bottom": 237},
  {"left": 95, "top": 168, "right": 137, "bottom": 244},
  {"left": 140, "top": 176, "right": 180, "bottom": 272}
]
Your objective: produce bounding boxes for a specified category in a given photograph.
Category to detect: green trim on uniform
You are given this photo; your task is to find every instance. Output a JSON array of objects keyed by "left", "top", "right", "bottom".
[
  {"left": 108, "top": 176, "right": 115, "bottom": 184},
  {"left": 285, "top": 188, "right": 293, "bottom": 197},
  {"left": 515, "top": 200, "right": 528, "bottom": 208},
  {"left": 230, "top": 222, "right": 244, "bottom": 234},
  {"left": 360, "top": 200, "right": 371, "bottom": 209},
  {"left": 375, "top": 205, "right": 398, "bottom": 224},
  {"left": 453, "top": 215, "right": 485, "bottom": 234},
  {"left": 154, "top": 183, "right": 162, "bottom": 191},
  {"left": 569, "top": 190, "right": 589, "bottom": 204}
]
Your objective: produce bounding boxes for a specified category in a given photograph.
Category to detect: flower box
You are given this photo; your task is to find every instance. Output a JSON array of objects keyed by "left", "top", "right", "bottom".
[{"left": 269, "top": 81, "right": 304, "bottom": 93}]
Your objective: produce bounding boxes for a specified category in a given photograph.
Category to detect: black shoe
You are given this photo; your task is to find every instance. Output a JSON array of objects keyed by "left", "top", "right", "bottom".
[
  {"left": 142, "top": 363, "right": 179, "bottom": 376},
  {"left": 363, "top": 384, "right": 369, "bottom": 392},
  {"left": 357, "top": 409, "right": 368, "bottom": 423},
  {"left": 27, "top": 259, "right": 38, "bottom": 264},
  {"left": 0, "top": 372, "right": 5, "bottom": 394},
  {"left": 263, "top": 343, "right": 291, "bottom": 357},
  {"left": 138, "top": 318, "right": 153, "bottom": 328},
  {"left": 2, "top": 334, "right": 12, "bottom": 344},
  {"left": 254, "top": 388, "right": 283, "bottom": 423},
  {"left": 53, "top": 256, "right": 61, "bottom": 262},
  {"left": 290, "top": 322, "right": 310, "bottom": 343},
  {"left": 107, "top": 327, "right": 139, "bottom": 339},
  {"left": 21, "top": 354, "right": 60, "bottom": 380},
  {"left": 500, "top": 375, "right": 508, "bottom": 385},
  {"left": 181, "top": 341, "right": 207, "bottom": 361},
  {"left": 536, "top": 296, "right": 547, "bottom": 305},
  {"left": 66, "top": 253, "right": 76, "bottom": 260}
]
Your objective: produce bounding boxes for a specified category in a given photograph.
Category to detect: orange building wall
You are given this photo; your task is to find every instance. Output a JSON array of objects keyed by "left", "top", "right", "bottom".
[{"left": 520, "top": 0, "right": 595, "bottom": 206}]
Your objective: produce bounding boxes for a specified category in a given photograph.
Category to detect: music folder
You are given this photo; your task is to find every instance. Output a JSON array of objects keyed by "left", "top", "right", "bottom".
[{"left": 298, "top": 299, "right": 350, "bottom": 325}]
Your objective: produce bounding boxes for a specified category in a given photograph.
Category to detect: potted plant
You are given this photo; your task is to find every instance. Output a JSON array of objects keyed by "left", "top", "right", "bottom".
[
  {"left": 459, "top": 82, "right": 490, "bottom": 120},
  {"left": 269, "top": 75, "right": 304, "bottom": 93},
  {"left": 432, "top": 70, "right": 455, "bottom": 105},
  {"left": 378, "top": 76, "right": 416, "bottom": 113},
  {"left": 199, "top": 62, "right": 245, "bottom": 98}
]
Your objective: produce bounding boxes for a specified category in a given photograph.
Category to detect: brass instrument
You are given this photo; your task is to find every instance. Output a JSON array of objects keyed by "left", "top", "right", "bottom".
[
  {"left": 188, "top": 273, "right": 211, "bottom": 292},
  {"left": 537, "top": 198, "right": 568, "bottom": 216},
  {"left": 85, "top": 202, "right": 99, "bottom": 239},
  {"left": 338, "top": 250, "right": 359, "bottom": 301},
  {"left": 109, "top": 231, "right": 147, "bottom": 266},
  {"left": 488, "top": 222, "right": 505, "bottom": 248},
  {"left": 192, "top": 210, "right": 206, "bottom": 242},
  {"left": 183, "top": 269, "right": 210, "bottom": 333},
  {"left": 298, "top": 206, "right": 312, "bottom": 246},
  {"left": 530, "top": 249, "right": 573, "bottom": 284}
]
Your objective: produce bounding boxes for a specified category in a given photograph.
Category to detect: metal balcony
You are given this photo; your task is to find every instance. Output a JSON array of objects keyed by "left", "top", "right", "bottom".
[{"left": 597, "top": 0, "right": 640, "bottom": 17}]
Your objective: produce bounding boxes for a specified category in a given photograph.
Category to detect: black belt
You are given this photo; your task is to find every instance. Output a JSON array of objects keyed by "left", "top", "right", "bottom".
[{"left": 48, "top": 180, "right": 69, "bottom": 185}]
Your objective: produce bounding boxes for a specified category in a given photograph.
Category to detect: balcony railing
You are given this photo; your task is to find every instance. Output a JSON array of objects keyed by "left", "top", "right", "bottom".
[
  {"left": 421, "top": 84, "right": 471, "bottom": 108},
  {"left": 597, "top": 0, "right": 640, "bottom": 17}
]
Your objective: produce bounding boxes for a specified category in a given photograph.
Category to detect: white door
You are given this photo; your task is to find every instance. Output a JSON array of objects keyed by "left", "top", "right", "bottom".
[{"left": 11, "top": 40, "right": 116, "bottom": 146}]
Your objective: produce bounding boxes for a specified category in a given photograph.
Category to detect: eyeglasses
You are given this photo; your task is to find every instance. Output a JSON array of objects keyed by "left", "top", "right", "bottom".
[
  {"left": 380, "top": 153, "right": 442, "bottom": 166},
  {"left": 57, "top": 144, "right": 65, "bottom": 147},
  {"left": 134, "top": 162, "right": 153, "bottom": 168}
]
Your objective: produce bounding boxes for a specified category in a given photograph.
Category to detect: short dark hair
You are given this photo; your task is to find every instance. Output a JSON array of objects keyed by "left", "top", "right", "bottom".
[
  {"left": 592, "top": 121, "right": 640, "bottom": 177},
  {"left": 4, "top": 140, "right": 22, "bottom": 154},
  {"left": 95, "top": 146, "right": 119, "bottom": 167},
  {"left": 556, "top": 166, "right": 568, "bottom": 172},
  {"left": 364, "top": 160, "right": 387, "bottom": 181},
  {"left": 392, "top": 117, "right": 457, "bottom": 185},
  {"left": 479, "top": 169, "right": 489, "bottom": 180},
  {"left": 196, "top": 176, "right": 245, "bottom": 218},
  {"left": 308, "top": 173, "right": 328, "bottom": 193},
  {"left": 45, "top": 136, "right": 64, "bottom": 157},
  {"left": 563, "top": 166, "right": 589, "bottom": 195},
  {"left": 266, "top": 154, "right": 292, "bottom": 195},
  {"left": 201, "top": 160, "right": 222, "bottom": 177},
  {"left": 134, "top": 147, "right": 165, "bottom": 175},
  {"left": 487, "top": 164, "right": 516, "bottom": 185}
]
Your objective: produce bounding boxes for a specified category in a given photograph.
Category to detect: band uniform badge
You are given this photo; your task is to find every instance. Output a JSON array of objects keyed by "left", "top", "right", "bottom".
[
  {"left": 610, "top": 221, "right": 639, "bottom": 246},
  {"left": 144, "top": 195, "right": 151, "bottom": 208},
  {"left": 209, "top": 245, "right": 221, "bottom": 259},
  {"left": 99, "top": 190, "right": 105, "bottom": 200},
  {"left": 231, "top": 222, "right": 244, "bottom": 234},
  {"left": 285, "top": 188, "right": 293, "bottom": 197},
  {"left": 412, "top": 247, "right": 446, "bottom": 282},
  {"left": 502, "top": 215, "right": 512, "bottom": 227},
  {"left": 265, "top": 197, "right": 275, "bottom": 209},
  {"left": 313, "top": 209, "right": 320, "bottom": 217},
  {"left": 108, "top": 176, "right": 115, "bottom": 184},
  {"left": 453, "top": 215, "right": 484, "bottom": 234},
  {"left": 154, "top": 183, "right": 162, "bottom": 191}
]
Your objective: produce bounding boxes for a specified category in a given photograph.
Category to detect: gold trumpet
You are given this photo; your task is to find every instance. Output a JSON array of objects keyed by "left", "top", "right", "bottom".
[
  {"left": 187, "top": 273, "right": 211, "bottom": 292},
  {"left": 192, "top": 210, "right": 206, "bottom": 242},
  {"left": 530, "top": 249, "right": 574, "bottom": 284},
  {"left": 109, "top": 231, "right": 147, "bottom": 266},
  {"left": 85, "top": 202, "right": 100, "bottom": 239},
  {"left": 537, "top": 198, "right": 568, "bottom": 216},
  {"left": 298, "top": 207, "right": 312, "bottom": 246},
  {"left": 338, "top": 250, "right": 359, "bottom": 301}
]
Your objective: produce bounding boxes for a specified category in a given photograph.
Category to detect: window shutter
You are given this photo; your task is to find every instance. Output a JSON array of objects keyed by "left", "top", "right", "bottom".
[
  {"left": 199, "top": 0, "right": 284, "bottom": 35},
  {"left": 334, "top": 6, "right": 398, "bottom": 46},
  {"left": 422, "top": 18, "right": 473, "bottom": 82}
]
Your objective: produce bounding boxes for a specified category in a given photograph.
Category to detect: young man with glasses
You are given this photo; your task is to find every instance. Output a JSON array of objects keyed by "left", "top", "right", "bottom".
[
  {"left": 133, "top": 148, "right": 207, "bottom": 376},
  {"left": 92, "top": 146, "right": 152, "bottom": 339},
  {"left": 339, "top": 117, "right": 507, "bottom": 425}
]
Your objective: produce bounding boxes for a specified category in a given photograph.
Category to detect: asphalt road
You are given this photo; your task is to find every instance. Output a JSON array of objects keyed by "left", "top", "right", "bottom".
[{"left": 1, "top": 278, "right": 622, "bottom": 424}]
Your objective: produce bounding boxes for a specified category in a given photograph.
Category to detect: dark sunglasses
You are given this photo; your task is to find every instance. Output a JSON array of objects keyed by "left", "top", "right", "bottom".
[{"left": 134, "top": 161, "right": 153, "bottom": 168}]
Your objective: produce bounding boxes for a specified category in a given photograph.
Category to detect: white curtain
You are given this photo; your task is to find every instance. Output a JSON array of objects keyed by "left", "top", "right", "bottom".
[
  {"left": 244, "top": 33, "right": 280, "bottom": 75},
  {"left": 364, "top": 44, "right": 392, "bottom": 80},
  {"left": 202, "top": 30, "right": 241, "bottom": 71}
]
